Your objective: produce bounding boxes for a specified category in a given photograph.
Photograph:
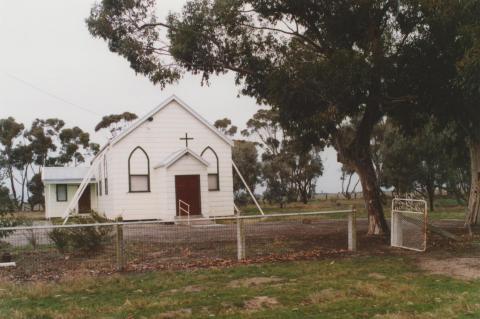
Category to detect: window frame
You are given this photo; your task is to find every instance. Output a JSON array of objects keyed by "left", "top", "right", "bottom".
[
  {"left": 201, "top": 146, "right": 220, "bottom": 191},
  {"left": 56, "top": 184, "right": 68, "bottom": 202},
  {"left": 128, "top": 146, "right": 151, "bottom": 193}
]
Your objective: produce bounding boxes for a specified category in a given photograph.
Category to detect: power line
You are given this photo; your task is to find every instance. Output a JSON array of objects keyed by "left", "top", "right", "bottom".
[{"left": 0, "top": 70, "right": 101, "bottom": 117}]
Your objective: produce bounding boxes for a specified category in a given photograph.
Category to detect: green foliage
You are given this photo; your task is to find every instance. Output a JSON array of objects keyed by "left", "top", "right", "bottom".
[
  {"left": 48, "top": 228, "right": 70, "bottom": 254},
  {"left": 94, "top": 112, "right": 138, "bottom": 137},
  {"left": 48, "top": 213, "right": 113, "bottom": 255},
  {"left": 380, "top": 119, "right": 470, "bottom": 210},
  {"left": 242, "top": 109, "right": 323, "bottom": 206},
  {"left": 0, "top": 185, "right": 18, "bottom": 239},
  {"left": 213, "top": 118, "right": 237, "bottom": 136},
  {"left": 25, "top": 118, "right": 65, "bottom": 167},
  {"left": 232, "top": 139, "right": 260, "bottom": 203},
  {"left": 27, "top": 173, "right": 44, "bottom": 210}
]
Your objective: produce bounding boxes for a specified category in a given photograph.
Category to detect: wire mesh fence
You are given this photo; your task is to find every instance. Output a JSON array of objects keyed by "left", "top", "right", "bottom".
[
  {"left": 0, "top": 210, "right": 356, "bottom": 280},
  {"left": 391, "top": 198, "right": 428, "bottom": 252}
]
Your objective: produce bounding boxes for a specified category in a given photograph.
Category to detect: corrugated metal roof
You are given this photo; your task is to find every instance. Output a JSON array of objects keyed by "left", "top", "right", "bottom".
[{"left": 42, "top": 167, "right": 96, "bottom": 184}]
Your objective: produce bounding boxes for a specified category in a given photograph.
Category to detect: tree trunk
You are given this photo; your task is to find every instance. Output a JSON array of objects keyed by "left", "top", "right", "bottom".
[
  {"left": 335, "top": 104, "right": 389, "bottom": 236},
  {"left": 8, "top": 166, "right": 17, "bottom": 207},
  {"left": 466, "top": 139, "right": 480, "bottom": 225},
  {"left": 426, "top": 183, "right": 435, "bottom": 212},
  {"left": 354, "top": 157, "right": 390, "bottom": 235}
]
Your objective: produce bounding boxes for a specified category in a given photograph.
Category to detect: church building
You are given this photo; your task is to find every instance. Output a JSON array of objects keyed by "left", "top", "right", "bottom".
[{"left": 42, "top": 95, "right": 235, "bottom": 220}]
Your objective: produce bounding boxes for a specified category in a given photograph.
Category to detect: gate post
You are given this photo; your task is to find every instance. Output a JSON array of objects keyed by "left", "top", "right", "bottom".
[
  {"left": 391, "top": 211, "right": 403, "bottom": 247},
  {"left": 115, "top": 223, "right": 125, "bottom": 271},
  {"left": 348, "top": 206, "right": 357, "bottom": 251},
  {"left": 236, "top": 214, "right": 246, "bottom": 260}
]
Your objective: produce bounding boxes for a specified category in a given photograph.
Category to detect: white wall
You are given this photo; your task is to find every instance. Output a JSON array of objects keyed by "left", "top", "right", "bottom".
[
  {"left": 96, "top": 99, "right": 234, "bottom": 220},
  {"left": 45, "top": 183, "right": 97, "bottom": 218}
]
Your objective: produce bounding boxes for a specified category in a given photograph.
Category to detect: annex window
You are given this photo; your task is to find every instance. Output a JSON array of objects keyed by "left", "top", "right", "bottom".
[
  {"left": 128, "top": 146, "right": 150, "bottom": 192},
  {"left": 56, "top": 184, "right": 68, "bottom": 202},
  {"left": 201, "top": 146, "right": 219, "bottom": 191}
]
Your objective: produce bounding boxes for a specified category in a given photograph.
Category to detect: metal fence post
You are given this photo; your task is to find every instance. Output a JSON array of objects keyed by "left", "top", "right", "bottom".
[
  {"left": 391, "top": 211, "right": 403, "bottom": 247},
  {"left": 236, "top": 215, "right": 246, "bottom": 260},
  {"left": 115, "top": 224, "right": 125, "bottom": 271},
  {"left": 348, "top": 206, "right": 357, "bottom": 251}
]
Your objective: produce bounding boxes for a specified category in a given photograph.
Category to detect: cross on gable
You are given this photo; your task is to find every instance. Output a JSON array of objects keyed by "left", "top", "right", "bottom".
[{"left": 180, "top": 132, "right": 194, "bottom": 148}]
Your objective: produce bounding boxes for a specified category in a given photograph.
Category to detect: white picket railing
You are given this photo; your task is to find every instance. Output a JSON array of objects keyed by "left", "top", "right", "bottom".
[{"left": 178, "top": 199, "right": 191, "bottom": 225}]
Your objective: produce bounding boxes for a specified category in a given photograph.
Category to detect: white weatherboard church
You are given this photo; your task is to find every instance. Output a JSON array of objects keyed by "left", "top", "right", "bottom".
[{"left": 42, "top": 96, "right": 235, "bottom": 220}]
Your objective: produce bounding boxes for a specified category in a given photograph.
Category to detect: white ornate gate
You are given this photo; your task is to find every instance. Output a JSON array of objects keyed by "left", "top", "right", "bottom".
[{"left": 391, "top": 196, "right": 428, "bottom": 251}]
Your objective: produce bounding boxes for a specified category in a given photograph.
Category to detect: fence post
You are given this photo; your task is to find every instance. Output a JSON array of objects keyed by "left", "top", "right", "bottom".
[
  {"left": 348, "top": 205, "right": 357, "bottom": 251},
  {"left": 115, "top": 223, "right": 125, "bottom": 271},
  {"left": 236, "top": 214, "right": 246, "bottom": 260}
]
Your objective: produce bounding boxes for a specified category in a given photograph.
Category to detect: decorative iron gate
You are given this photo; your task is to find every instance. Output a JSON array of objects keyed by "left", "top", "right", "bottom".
[{"left": 391, "top": 196, "right": 428, "bottom": 251}]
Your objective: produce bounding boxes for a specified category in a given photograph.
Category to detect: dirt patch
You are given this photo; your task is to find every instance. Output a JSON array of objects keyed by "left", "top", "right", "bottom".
[
  {"left": 244, "top": 296, "right": 279, "bottom": 310},
  {"left": 228, "top": 276, "right": 283, "bottom": 288},
  {"left": 157, "top": 308, "right": 192, "bottom": 318},
  {"left": 368, "top": 272, "right": 387, "bottom": 280},
  {"left": 183, "top": 285, "right": 203, "bottom": 293},
  {"left": 418, "top": 257, "right": 480, "bottom": 280}
]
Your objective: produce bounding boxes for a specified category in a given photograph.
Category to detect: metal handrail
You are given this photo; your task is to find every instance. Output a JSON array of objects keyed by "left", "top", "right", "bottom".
[{"left": 178, "top": 199, "right": 191, "bottom": 225}]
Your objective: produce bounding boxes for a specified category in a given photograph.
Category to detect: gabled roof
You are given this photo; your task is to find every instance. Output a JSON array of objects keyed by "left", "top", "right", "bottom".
[
  {"left": 110, "top": 95, "right": 234, "bottom": 147},
  {"left": 154, "top": 148, "right": 209, "bottom": 169},
  {"left": 42, "top": 167, "right": 96, "bottom": 184}
]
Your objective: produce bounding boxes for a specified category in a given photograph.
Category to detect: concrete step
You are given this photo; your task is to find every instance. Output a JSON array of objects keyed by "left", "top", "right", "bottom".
[{"left": 174, "top": 215, "right": 215, "bottom": 226}]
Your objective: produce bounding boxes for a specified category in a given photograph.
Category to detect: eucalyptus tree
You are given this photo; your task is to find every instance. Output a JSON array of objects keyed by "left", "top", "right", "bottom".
[
  {"left": 0, "top": 117, "right": 24, "bottom": 204},
  {"left": 58, "top": 127, "right": 99, "bottom": 166},
  {"left": 391, "top": 1, "right": 480, "bottom": 224},
  {"left": 214, "top": 118, "right": 238, "bottom": 136},
  {"left": 87, "top": 0, "right": 459, "bottom": 234},
  {"left": 95, "top": 112, "right": 138, "bottom": 137},
  {"left": 25, "top": 118, "right": 65, "bottom": 169}
]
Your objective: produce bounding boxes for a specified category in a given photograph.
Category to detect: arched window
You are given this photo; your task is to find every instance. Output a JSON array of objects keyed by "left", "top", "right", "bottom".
[
  {"left": 201, "top": 146, "right": 219, "bottom": 191},
  {"left": 128, "top": 146, "right": 150, "bottom": 192}
]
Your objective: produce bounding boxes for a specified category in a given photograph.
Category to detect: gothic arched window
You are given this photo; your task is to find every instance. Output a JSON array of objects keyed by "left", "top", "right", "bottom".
[
  {"left": 128, "top": 146, "right": 150, "bottom": 192},
  {"left": 201, "top": 146, "right": 219, "bottom": 191}
]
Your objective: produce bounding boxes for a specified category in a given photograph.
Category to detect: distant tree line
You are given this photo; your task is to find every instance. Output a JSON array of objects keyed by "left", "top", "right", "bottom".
[
  {"left": 0, "top": 113, "right": 137, "bottom": 217},
  {"left": 215, "top": 111, "right": 324, "bottom": 208}
]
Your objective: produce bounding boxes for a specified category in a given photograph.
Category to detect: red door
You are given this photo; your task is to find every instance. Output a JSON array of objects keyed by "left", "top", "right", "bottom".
[
  {"left": 175, "top": 175, "right": 202, "bottom": 216},
  {"left": 78, "top": 185, "right": 91, "bottom": 213}
]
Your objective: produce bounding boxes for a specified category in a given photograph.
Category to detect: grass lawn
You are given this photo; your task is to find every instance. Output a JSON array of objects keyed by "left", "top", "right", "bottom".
[
  {"left": 241, "top": 196, "right": 467, "bottom": 221},
  {"left": 1, "top": 256, "right": 479, "bottom": 319}
]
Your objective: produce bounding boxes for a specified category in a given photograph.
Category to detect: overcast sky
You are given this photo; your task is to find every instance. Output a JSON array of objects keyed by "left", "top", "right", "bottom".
[{"left": 0, "top": 0, "right": 353, "bottom": 193}]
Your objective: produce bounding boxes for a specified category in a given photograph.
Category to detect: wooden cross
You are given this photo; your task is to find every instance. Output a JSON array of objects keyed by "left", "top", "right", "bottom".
[{"left": 180, "top": 132, "right": 194, "bottom": 147}]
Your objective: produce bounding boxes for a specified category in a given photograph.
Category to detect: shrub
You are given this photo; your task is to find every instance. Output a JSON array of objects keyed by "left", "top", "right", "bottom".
[
  {"left": 48, "top": 228, "right": 70, "bottom": 254},
  {"left": 49, "top": 212, "right": 113, "bottom": 255}
]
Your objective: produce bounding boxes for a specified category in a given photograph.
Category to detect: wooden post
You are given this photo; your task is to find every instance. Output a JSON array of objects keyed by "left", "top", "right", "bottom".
[
  {"left": 348, "top": 206, "right": 357, "bottom": 251},
  {"left": 236, "top": 215, "right": 246, "bottom": 260},
  {"left": 115, "top": 224, "right": 125, "bottom": 271}
]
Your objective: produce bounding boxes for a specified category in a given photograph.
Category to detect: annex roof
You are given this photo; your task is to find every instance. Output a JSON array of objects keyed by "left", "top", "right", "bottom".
[
  {"left": 42, "top": 167, "right": 96, "bottom": 184},
  {"left": 154, "top": 148, "right": 209, "bottom": 169}
]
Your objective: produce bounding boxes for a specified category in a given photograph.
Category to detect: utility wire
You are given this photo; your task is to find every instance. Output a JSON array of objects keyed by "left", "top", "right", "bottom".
[{"left": 0, "top": 70, "right": 101, "bottom": 117}]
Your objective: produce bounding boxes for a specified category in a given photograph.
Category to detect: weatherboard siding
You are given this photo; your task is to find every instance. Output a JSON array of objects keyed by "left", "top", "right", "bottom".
[
  {"left": 45, "top": 183, "right": 97, "bottom": 218},
  {"left": 94, "top": 99, "right": 234, "bottom": 220}
]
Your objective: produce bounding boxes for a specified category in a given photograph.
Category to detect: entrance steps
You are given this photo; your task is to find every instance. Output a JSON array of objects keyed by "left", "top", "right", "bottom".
[{"left": 174, "top": 215, "right": 216, "bottom": 226}]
